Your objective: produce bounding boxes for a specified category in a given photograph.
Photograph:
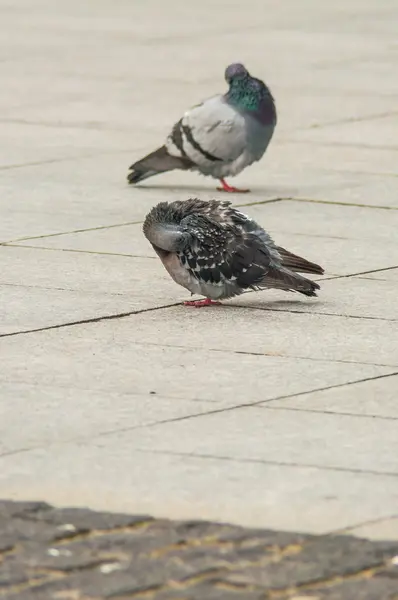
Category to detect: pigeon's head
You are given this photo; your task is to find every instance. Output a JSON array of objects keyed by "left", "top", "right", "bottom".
[{"left": 225, "top": 63, "right": 249, "bottom": 84}]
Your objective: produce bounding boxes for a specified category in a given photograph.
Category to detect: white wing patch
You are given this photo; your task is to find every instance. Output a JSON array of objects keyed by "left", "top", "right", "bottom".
[{"left": 165, "top": 96, "right": 246, "bottom": 169}]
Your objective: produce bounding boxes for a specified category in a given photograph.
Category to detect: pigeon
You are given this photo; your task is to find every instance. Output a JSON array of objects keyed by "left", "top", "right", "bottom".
[
  {"left": 143, "top": 198, "right": 324, "bottom": 307},
  {"left": 128, "top": 63, "right": 277, "bottom": 193}
]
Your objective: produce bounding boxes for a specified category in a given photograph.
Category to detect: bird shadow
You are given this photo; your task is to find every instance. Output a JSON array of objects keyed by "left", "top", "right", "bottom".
[
  {"left": 228, "top": 297, "right": 323, "bottom": 311},
  {"left": 129, "top": 182, "right": 286, "bottom": 197}
]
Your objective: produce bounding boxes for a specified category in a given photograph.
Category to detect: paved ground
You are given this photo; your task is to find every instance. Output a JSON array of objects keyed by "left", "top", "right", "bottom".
[
  {"left": 1, "top": 0, "right": 398, "bottom": 550},
  {"left": 1, "top": 501, "right": 398, "bottom": 600}
]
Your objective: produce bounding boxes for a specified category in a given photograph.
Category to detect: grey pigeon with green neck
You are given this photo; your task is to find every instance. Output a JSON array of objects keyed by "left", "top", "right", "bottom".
[{"left": 127, "top": 63, "right": 277, "bottom": 193}]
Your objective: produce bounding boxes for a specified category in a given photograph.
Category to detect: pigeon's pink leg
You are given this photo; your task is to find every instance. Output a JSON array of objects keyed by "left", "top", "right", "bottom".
[
  {"left": 217, "top": 178, "right": 250, "bottom": 193},
  {"left": 184, "top": 298, "right": 222, "bottom": 308}
]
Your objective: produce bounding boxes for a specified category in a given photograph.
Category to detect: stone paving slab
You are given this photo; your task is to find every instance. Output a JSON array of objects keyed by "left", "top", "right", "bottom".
[
  {"left": 97, "top": 406, "right": 398, "bottom": 474},
  {"left": 0, "top": 500, "right": 398, "bottom": 600},
  {"left": 3, "top": 449, "right": 398, "bottom": 535},
  {"left": 0, "top": 324, "right": 392, "bottom": 401},
  {"left": 85, "top": 306, "right": 398, "bottom": 367}
]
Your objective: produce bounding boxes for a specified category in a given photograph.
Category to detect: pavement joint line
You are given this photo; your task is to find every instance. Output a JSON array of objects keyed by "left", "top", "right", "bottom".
[
  {"left": 0, "top": 281, "right": 133, "bottom": 296},
  {"left": 0, "top": 220, "right": 144, "bottom": 245},
  {"left": 288, "top": 197, "right": 398, "bottom": 210},
  {"left": 1, "top": 194, "right": 395, "bottom": 246},
  {"left": 2, "top": 299, "right": 398, "bottom": 341},
  {"left": 234, "top": 197, "right": 285, "bottom": 207},
  {"left": 239, "top": 305, "right": 398, "bottom": 322},
  {"left": 1, "top": 372, "right": 396, "bottom": 463},
  {"left": 119, "top": 339, "right": 398, "bottom": 369},
  {"left": 0, "top": 303, "right": 182, "bottom": 339},
  {"left": 2, "top": 193, "right": 397, "bottom": 247},
  {"left": 328, "top": 167, "right": 398, "bottom": 179},
  {"left": 256, "top": 405, "right": 398, "bottom": 422},
  {"left": 2, "top": 422, "right": 398, "bottom": 481},
  {"left": 305, "top": 109, "right": 398, "bottom": 129},
  {"left": 128, "top": 370, "right": 398, "bottom": 429},
  {"left": 0, "top": 116, "right": 154, "bottom": 134},
  {"left": 321, "top": 265, "right": 398, "bottom": 280},
  {"left": 0, "top": 147, "right": 146, "bottom": 172},
  {"left": 1, "top": 286, "right": 397, "bottom": 338},
  {"left": 55, "top": 372, "right": 397, "bottom": 445},
  {"left": 0, "top": 198, "right": 284, "bottom": 245},
  {"left": 0, "top": 371, "right": 398, "bottom": 466},
  {"left": 1, "top": 244, "right": 156, "bottom": 260},
  {"left": 330, "top": 513, "right": 398, "bottom": 537},
  {"left": 279, "top": 138, "right": 398, "bottom": 151},
  {"left": 119, "top": 447, "right": 398, "bottom": 479}
]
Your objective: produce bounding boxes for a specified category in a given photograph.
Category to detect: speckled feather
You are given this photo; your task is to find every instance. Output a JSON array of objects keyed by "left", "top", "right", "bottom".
[{"left": 143, "top": 199, "right": 324, "bottom": 302}]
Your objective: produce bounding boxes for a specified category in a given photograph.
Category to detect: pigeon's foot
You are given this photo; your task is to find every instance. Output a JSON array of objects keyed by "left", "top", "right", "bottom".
[
  {"left": 184, "top": 298, "right": 222, "bottom": 308},
  {"left": 217, "top": 178, "right": 250, "bottom": 193}
]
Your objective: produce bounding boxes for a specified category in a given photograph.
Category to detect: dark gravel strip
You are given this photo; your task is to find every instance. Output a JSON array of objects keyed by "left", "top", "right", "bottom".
[{"left": 0, "top": 500, "right": 397, "bottom": 599}]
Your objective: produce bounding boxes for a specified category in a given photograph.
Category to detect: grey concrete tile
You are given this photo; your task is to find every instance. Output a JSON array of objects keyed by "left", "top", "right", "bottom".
[
  {"left": 102, "top": 305, "right": 398, "bottom": 367},
  {"left": 87, "top": 405, "right": 398, "bottom": 475},
  {"left": 347, "top": 517, "right": 398, "bottom": 541},
  {"left": 0, "top": 383, "right": 213, "bottom": 455},
  {"left": 0, "top": 247, "right": 182, "bottom": 333},
  {"left": 240, "top": 277, "right": 398, "bottom": 320},
  {"left": 0, "top": 324, "right": 390, "bottom": 403},
  {"left": 1, "top": 442, "right": 398, "bottom": 534}
]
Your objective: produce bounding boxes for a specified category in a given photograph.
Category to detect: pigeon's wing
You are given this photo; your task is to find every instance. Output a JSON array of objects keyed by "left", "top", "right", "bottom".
[
  {"left": 166, "top": 96, "right": 246, "bottom": 168},
  {"left": 179, "top": 213, "right": 320, "bottom": 296},
  {"left": 179, "top": 214, "right": 275, "bottom": 289}
]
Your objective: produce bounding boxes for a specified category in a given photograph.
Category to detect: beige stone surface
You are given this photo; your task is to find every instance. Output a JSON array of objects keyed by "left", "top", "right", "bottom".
[{"left": 1, "top": 0, "right": 397, "bottom": 541}]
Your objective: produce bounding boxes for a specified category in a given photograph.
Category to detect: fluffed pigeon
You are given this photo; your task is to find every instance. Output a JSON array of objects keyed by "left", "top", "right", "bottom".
[
  {"left": 143, "top": 198, "right": 324, "bottom": 307},
  {"left": 128, "top": 63, "right": 277, "bottom": 193}
]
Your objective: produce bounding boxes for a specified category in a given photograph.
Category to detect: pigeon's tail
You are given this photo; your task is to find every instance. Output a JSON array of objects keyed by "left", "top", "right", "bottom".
[
  {"left": 276, "top": 246, "right": 324, "bottom": 276},
  {"left": 127, "top": 146, "right": 193, "bottom": 184},
  {"left": 261, "top": 266, "right": 321, "bottom": 297}
]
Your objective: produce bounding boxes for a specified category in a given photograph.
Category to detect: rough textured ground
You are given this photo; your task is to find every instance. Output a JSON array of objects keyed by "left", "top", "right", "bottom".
[
  {"left": 1, "top": 501, "right": 398, "bottom": 600},
  {"left": 1, "top": 0, "right": 398, "bottom": 556}
]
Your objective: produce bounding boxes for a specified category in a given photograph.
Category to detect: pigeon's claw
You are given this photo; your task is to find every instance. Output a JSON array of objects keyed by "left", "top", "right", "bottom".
[
  {"left": 217, "top": 178, "right": 250, "bottom": 193},
  {"left": 183, "top": 298, "right": 222, "bottom": 308}
]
